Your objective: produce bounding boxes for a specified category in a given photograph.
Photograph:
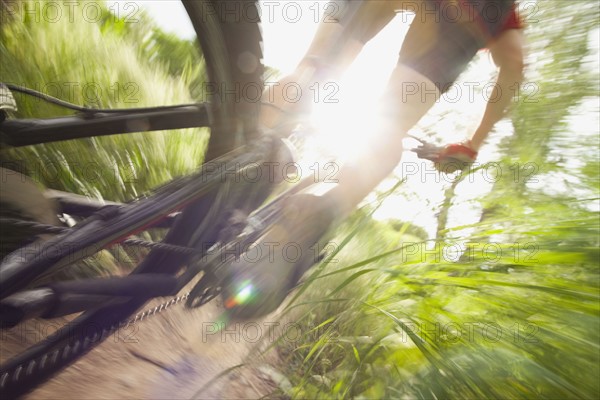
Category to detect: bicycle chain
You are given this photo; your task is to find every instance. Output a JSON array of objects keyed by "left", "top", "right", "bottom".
[
  {"left": 0, "top": 218, "right": 209, "bottom": 392},
  {"left": 0, "top": 292, "right": 194, "bottom": 392}
]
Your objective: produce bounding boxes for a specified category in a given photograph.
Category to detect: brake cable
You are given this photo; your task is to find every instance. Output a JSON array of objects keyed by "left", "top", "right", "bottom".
[{"left": 3, "top": 83, "right": 202, "bottom": 115}]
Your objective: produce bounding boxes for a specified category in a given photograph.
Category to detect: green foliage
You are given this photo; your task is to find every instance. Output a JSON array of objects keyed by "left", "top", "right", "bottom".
[
  {"left": 0, "top": 0, "right": 210, "bottom": 277},
  {"left": 1, "top": 1, "right": 598, "bottom": 397},
  {"left": 0, "top": 0, "right": 208, "bottom": 201}
]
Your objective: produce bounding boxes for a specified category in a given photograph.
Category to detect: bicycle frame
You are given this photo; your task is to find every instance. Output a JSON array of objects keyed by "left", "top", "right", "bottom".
[
  {"left": 0, "top": 137, "right": 278, "bottom": 301},
  {"left": 1, "top": 105, "right": 209, "bottom": 147},
  {"left": 0, "top": 0, "right": 270, "bottom": 395}
]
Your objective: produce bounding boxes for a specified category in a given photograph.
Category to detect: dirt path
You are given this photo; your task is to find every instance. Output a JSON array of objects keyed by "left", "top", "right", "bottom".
[
  {"left": 0, "top": 175, "right": 292, "bottom": 398},
  {"left": 1, "top": 298, "right": 286, "bottom": 399}
]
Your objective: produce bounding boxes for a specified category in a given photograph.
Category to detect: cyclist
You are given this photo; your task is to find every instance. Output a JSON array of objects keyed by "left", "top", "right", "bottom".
[
  {"left": 225, "top": 0, "right": 525, "bottom": 317},
  {"left": 261, "top": 0, "right": 524, "bottom": 169}
]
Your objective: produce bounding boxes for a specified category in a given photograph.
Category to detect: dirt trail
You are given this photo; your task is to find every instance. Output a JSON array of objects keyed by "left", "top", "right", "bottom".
[
  {"left": 0, "top": 175, "right": 290, "bottom": 398},
  {"left": 1, "top": 298, "right": 285, "bottom": 399}
]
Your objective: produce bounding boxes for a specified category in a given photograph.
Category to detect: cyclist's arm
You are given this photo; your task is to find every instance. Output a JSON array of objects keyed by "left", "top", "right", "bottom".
[{"left": 470, "top": 28, "right": 525, "bottom": 151}]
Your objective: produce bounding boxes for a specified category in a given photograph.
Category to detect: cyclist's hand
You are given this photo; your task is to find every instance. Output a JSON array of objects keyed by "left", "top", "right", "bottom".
[{"left": 435, "top": 142, "right": 478, "bottom": 173}]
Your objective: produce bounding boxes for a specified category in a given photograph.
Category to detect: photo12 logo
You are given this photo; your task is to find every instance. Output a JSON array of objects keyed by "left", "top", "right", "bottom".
[
  {"left": 200, "top": 80, "right": 340, "bottom": 105},
  {"left": 1, "top": 159, "right": 138, "bottom": 187},
  {"left": 399, "top": 161, "right": 540, "bottom": 184},
  {"left": 1, "top": 320, "right": 139, "bottom": 345},
  {"left": 398, "top": 321, "right": 540, "bottom": 344},
  {"left": 200, "top": 160, "right": 340, "bottom": 184},
  {"left": 399, "top": 241, "right": 539, "bottom": 264},
  {"left": 2, "top": 1, "right": 140, "bottom": 24},
  {"left": 201, "top": 1, "right": 347, "bottom": 24},
  {"left": 10, "top": 81, "right": 139, "bottom": 106}
]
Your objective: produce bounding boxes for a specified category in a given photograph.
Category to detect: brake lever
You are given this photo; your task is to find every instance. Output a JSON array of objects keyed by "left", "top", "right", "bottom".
[{"left": 406, "top": 135, "right": 443, "bottom": 163}]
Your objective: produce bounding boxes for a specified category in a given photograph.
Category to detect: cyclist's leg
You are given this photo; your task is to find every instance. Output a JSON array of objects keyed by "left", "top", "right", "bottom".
[
  {"left": 319, "top": 0, "right": 402, "bottom": 69},
  {"left": 329, "top": 1, "right": 487, "bottom": 214},
  {"left": 260, "top": 0, "right": 399, "bottom": 129}
]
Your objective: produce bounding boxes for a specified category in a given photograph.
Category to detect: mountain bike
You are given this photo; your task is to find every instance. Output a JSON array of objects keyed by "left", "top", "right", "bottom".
[
  {"left": 0, "top": 1, "right": 450, "bottom": 397},
  {"left": 0, "top": 1, "right": 299, "bottom": 397}
]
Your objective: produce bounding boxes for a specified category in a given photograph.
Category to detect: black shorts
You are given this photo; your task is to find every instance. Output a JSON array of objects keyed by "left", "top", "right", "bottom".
[
  {"left": 397, "top": 0, "right": 515, "bottom": 92},
  {"left": 332, "top": 0, "right": 515, "bottom": 92}
]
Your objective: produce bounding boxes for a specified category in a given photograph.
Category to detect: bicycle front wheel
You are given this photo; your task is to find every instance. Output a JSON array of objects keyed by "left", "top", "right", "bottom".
[{"left": 0, "top": 1, "right": 263, "bottom": 397}]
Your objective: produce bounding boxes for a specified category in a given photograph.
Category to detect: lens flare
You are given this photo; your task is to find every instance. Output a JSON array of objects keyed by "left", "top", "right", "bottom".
[{"left": 224, "top": 280, "right": 255, "bottom": 309}]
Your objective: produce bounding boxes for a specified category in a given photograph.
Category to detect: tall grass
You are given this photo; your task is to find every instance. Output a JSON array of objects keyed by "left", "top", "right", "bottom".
[
  {"left": 0, "top": 0, "right": 208, "bottom": 276},
  {"left": 1, "top": 1, "right": 598, "bottom": 398},
  {"left": 269, "top": 182, "right": 599, "bottom": 399},
  {"left": 0, "top": 0, "right": 208, "bottom": 201}
]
